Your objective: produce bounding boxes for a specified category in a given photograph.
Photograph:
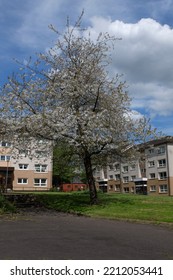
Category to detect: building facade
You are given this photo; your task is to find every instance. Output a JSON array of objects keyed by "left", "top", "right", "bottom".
[
  {"left": 94, "top": 137, "right": 173, "bottom": 196},
  {"left": 0, "top": 140, "right": 52, "bottom": 192},
  {"left": 144, "top": 137, "right": 173, "bottom": 196}
]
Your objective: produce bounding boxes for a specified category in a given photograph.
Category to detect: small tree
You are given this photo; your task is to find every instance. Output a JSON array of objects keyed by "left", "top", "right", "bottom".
[{"left": 0, "top": 13, "right": 156, "bottom": 204}]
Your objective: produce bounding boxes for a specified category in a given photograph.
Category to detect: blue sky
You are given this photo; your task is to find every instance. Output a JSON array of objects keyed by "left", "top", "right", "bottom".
[{"left": 1, "top": 0, "right": 173, "bottom": 135}]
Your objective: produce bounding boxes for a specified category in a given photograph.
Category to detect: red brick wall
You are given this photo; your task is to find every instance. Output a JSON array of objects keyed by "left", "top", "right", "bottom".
[{"left": 61, "top": 183, "right": 87, "bottom": 192}]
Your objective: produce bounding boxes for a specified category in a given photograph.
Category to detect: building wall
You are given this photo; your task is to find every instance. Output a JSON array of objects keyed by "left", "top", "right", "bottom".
[
  {"left": 167, "top": 144, "right": 173, "bottom": 176},
  {"left": 106, "top": 160, "right": 142, "bottom": 193},
  {"left": 13, "top": 170, "right": 52, "bottom": 191},
  {"left": 0, "top": 141, "right": 52, "bottom": 191},
  {"left": 95, "top": 139, "right": 173, "bottom": 196},
  {"left": 145, "top": 143, "right": 169, "bottom": 195},
  {"left": 147, "top": 178, "right": 169, "bottom": 195},
  {"left": 168, "top": 177, "right": 173, "bottom": 196},
  {"left": 166, "top": 144, "right": 173, "bottom": 195},
  {"left": 145, "top": 144, "right": 167, "bottom": 178},
  {"left": 107, "top": 160, "right": 141, "bottom": 181},
  {"left": 108, "top": 179, "right": 135, "bottom": 193}
]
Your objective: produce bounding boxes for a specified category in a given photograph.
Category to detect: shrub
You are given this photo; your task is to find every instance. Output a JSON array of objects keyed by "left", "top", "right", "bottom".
[{"left": 0, "top": 194, "right": 16, "bottom": 213}]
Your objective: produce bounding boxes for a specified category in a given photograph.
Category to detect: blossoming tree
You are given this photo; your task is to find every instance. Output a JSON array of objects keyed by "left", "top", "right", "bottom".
[{"left": 0, "top": 14, "right": 156, "bottom": 204}]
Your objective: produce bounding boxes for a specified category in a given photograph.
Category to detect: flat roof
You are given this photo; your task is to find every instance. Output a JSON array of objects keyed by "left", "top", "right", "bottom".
[{"left": 139, "top": 136, "right": 173, "bottom": 150}]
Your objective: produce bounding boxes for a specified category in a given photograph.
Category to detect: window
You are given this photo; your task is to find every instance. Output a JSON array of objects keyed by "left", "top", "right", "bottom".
[
  {"left": 130, "top": 164, "right": 136, "bottom": 171},
  {"left": 35, "top": 150, "right": 47, "bottom": 157},
  {"left": 123, "top": 176, "right": 129, "bottom": 183},
  {"left": 131, "top": 187, "right": 135, "bottom": 193},
  {"left": 0, "top": 155, "right": 5, "bottom": 161},
  {"left": 18, "top": 178, "right": 28, "bottom": 184},
  {"left": 19, "top": 164, "right": 28, "bottom": 170},
  {"left": 109, "top": 185, "right": 113, "bottom": 191},
  {"left": 141, "top": 168, "right": 146, "bottom": 173},
  {"left": 115, "top": 185, "right": 120, "bottom": 192},
  {"left": 157, "top": 146, "right": 165, "bottom": 154},
  {"left": 109, "top": 175, "right": 114, "bottom": 179},
  {"left": 124, "top": 187, "right": 129, "bottom": 193},
  {"left": 149, "top": 173, "right": 155, "bottom": 179},
  {"left": 115, "top": 174, "right": 120, "bottom": 181},
  {"left": 34, "top": 178, "right": 47, "bottom": 187},
  {"left": 150, "top": 185, "right": 156, "bottom": 192},
  {"left": 19, "top": 150, "right": 28, "bottom": 156},
  {"left": 158, "top": 159, "right": 166, "bottom": 167},
  {"left": 148, "top": 148, "right": 154, "bottom": 154},
  {"left": 159, "top": 185, "right": 168, "bottom": 193},
  {"left": 123, "top": 166, "right": 128, "bottom": 173},
  {"left": 0, "top": 155, "right": 11, "bottom": 161},
  {"left": 131, "top": 176, "right": 136, "bottom": 181},
  {"left": 115, "top": 164, "right": 120, "bottom": 171},
  {"left": 35, "top": 164, "right": 47, "bottom": 172},
  {"left": 148, "top": 161, "right": 155, "bottom": 167},
  {"left": 1, "top": 141, "right": 11, "bottom": 147},
  {"left": 6, "top": 156, "right": 11, "bottom": 161},
  {"left": 109, "top": 164, "right": 114, "bottom": 170},
  {"left": 159, "top": 172, "right": 167, "bottom": 180}
]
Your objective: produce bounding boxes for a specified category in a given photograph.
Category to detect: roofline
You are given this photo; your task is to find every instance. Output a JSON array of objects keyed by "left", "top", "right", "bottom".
[{"left": 138, "top": 136, "right": 173, "bottom": 149}]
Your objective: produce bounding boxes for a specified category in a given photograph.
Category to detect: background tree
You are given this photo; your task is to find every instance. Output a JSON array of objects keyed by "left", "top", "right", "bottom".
[
  {"left": 53, "top": 141, "right": 86, "bottom": 187},
  {"left": 0, "top": 13, "right": 157, "bottom": 204}
]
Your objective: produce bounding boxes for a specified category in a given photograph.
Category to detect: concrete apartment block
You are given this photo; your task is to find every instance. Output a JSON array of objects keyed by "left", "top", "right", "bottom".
[
  {"left": 0, "top": 140, "right": 52, "bottom": 192},
  {"left": 94, "top": 137, "right": 173, "bottom": 196}
]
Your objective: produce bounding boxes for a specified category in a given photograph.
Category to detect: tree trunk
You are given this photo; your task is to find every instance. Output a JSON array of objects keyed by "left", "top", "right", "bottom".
[{"left": 83, "top": 151, "right": 98, "bottom": 204}]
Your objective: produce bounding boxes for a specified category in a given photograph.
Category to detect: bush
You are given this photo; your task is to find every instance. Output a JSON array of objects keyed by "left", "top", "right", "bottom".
[{"left": 0, "top": 194, "right": 16, "bottom": 213}]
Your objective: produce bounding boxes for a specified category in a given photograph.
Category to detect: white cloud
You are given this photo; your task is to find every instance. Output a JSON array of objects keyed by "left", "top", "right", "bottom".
[
  {"left": 86, "top": 17, "right": 173, "bottom": 117},
  {"left": 127, "top": 110, "right": 144, "bottom": 121},
  {"left": 131, "top": 83, "right": 173, "bottom": 117}
]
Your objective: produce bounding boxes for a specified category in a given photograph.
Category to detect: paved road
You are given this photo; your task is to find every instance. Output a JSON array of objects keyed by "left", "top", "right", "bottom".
[{"left": 0, "top": 211, "right": 173, "bottom": 260}]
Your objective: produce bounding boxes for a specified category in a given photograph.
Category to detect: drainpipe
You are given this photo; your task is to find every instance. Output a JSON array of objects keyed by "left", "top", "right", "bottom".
[
  {"left": 120, "top": 157, "right": 123, "bottom": 193},
  {"left": 5, "top": 160, "right": 9, "bottom": 193}
]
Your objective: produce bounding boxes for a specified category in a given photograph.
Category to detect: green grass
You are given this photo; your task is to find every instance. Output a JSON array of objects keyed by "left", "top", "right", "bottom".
[
  {"left": 1, "top": 191, "right": 173, "bottom": 225},
  {"left": 35, "top": 192, "right": 173, "bottom": 224}
]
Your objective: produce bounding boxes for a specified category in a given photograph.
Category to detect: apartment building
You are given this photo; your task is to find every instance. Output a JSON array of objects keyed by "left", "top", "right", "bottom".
[
  {"left": 144, "top": 137, "right": 173, "bottom": 196},
  {"left": 94, "top": 136, "right": 173, "bottom": 196},
  {"left": 0, "top": 140, "right": 52, "bottom": 192}
]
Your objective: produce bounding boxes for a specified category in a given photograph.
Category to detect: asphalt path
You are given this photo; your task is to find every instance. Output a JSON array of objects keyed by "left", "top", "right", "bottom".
[{"left": 0, "top": 210, "right": 173, "bottom": 260}]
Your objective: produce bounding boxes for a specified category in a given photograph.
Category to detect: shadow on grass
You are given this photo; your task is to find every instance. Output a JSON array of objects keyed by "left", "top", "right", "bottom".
[
  {"left": 37, "top": 192, "right": 91, "bottom": 213},
  {"left": 36, "top": 192, "right": 136, "bottom": 214}
]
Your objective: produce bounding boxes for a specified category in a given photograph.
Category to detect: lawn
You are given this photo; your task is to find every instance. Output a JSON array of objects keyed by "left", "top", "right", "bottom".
[
  {"left": 1, "top": 191, "right": 173, "bottom": 225},
  {"left": 34, "top": 192, "right": 173, "bottom": 224}
]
